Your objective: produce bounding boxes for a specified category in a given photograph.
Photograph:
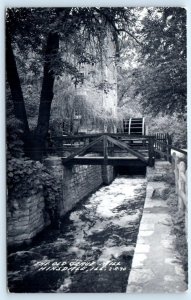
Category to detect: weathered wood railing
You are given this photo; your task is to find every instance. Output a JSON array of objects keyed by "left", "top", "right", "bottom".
[
  {"left": 153, "top": 138, "right": 187, "bottom": 162},
  {"left": 61, "top": 134, "right": 151, "bottom": 166},
  {"left": 50, "top": 133, "right": 150, "bottom": 154},
  {"left": 153, "top": 133, "right": 171, "bottom": 160},
  {"left": 50, "top": 132, "right": 186, "bottom": 167}
]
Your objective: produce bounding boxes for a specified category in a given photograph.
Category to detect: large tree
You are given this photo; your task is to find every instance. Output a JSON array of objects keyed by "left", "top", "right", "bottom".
[
  {"left": 136, "top": 7, "right": 187, "bottom": 115},
  {"left": 6, "top": 7, "right": 138, "bottom": 160}
]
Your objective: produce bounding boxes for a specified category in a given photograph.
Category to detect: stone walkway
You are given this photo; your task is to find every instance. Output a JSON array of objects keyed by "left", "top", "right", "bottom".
[{"left": 126, "top": 163, "right": 187, "bottom": 293}]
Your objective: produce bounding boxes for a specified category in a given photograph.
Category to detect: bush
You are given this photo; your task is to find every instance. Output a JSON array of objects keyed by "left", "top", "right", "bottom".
[
  {"left": 7, "top": 157, "right": 62, "bottom": 219},
  {"left": 147, "top": 113, "right": 187, "bottom": 148},
  {"left": 7, "top": 113, "right": 62, "bottom": 222}
]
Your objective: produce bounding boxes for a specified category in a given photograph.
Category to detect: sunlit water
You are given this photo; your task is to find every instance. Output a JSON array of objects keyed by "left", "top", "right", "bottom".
[{"left": 8, "top": 176, "right": 146, "bottom": 293}]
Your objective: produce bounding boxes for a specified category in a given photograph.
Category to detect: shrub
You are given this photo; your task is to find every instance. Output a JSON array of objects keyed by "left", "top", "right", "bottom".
[{"left": 7, "top": 114, "right": 62, "bottom": 223}]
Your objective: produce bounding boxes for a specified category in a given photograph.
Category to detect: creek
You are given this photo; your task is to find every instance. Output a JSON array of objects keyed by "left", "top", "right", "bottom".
[{"left": 8, "top": 175, "right": 146, "bottom": 293}]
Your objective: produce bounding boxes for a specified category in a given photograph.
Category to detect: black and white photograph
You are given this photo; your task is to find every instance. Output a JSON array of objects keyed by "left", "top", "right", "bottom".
[{"left": 6, "top": 6, "right": 188, "bottom": 293}]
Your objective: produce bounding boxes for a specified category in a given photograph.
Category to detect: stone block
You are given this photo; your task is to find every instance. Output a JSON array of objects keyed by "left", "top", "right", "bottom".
[
  {"left": 152, "top": 186, "right": 171, "bottom": 200},
  {"left": 9, "top": 225, "right": 29, "bottom": 235},
  {"left": 17, "top": 215, "right": 30, "bottom": 222},
  {"left": 13, "top": 233, "right": 30, "bottom": 241}
]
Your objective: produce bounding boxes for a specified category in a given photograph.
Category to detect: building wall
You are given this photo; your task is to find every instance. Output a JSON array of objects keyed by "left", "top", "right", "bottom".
[{"left": 69, "top": 27, "right": 118, "bottom": 133}]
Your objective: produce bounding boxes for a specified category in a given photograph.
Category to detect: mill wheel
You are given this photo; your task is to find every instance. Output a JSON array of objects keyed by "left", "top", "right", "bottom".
[{"left": 123, "top": 117, "right": 145, "bottom": 135}]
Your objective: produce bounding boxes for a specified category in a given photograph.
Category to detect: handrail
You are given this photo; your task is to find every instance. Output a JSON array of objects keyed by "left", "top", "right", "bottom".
[
  {"left": 154, "top": 139, "right": 187, "bottom": 156},
  {"left": 107, "top": 135, "right": 148, "bottom": 163},
  {"left": 52, "top": 133, "right": 155, "bottom": 140},
  {"left": 50, "top": 133, "right": 187, "bottom": 165},
  {"left": 62, "top": 136, "right": 103, "bottom": 164}
]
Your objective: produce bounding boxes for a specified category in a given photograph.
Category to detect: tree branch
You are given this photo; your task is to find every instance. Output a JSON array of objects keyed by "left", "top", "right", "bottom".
[
  {"left": 94, "top": 8, "right": 142, "bottom": 46},
  {"left": 118, "top": 28, "right": 142, "bottom": 46}
]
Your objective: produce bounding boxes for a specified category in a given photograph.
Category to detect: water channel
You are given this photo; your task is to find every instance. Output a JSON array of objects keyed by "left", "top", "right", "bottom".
[{"left": 8, "top": 175, "right": 147, "bottom": 293}]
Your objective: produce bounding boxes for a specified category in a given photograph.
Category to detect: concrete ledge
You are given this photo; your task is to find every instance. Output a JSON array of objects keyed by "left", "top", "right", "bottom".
[{"left": 126, "top": 177, "right": 187, "bottom": 293}]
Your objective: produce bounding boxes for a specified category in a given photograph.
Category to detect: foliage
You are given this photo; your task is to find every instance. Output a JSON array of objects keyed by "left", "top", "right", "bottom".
[
  {"left": 7, "top": 117, "right": 24, "bottom": 159},
  {"left": 117, "top": 7, "right": 186, "bottom": 117},
  {"left": 7, "top": 7, "right": 187, "bottom": 155},
  {"left": 7, "top": 157, "right": 43, "bottom": 202},
  {"left": 117, "top": 62, "right": 187, "bottom": 147},
  {"left": 50, "top": 76, "right": 120, "bottom": 136},
  {"left": 7, "top": 109, "right": 62, "bottom": 218},
  {"left": 7, "top": 7, "right": 138, "bottom": 85},
  {"left": 6, "top": 7, "right": 140, "bottom": 139},
  {"left": 117, "top": 67, "right": 143, "bottom": 118},
  {"left": 7, "top": 156, "right": 62, "bottom": 218},
  {"left": 146, "top": 113, "right": 187, "bottom": 148},
  {"left": 136, "top": 7, "right": 186, "bottom": 115},
  {"left": 116, "top": 7, "right": 187, "bottom": 147}
]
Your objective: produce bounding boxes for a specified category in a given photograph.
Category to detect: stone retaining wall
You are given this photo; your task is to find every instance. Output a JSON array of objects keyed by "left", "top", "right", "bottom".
[
  {"left": 61, "top": 164, "right": 103, "bottom": 214},
  {"left": 171, "top": 150, "right": 187, "bottom": 236},
  {"left": 7, "top": 192, "right": 48, "bottom": 247},
  {"left": 8, "top": 157, "right": 114, "bottom": 246},
  {"left": 44, "top": 157, "right": 114, "bottom": 215},
  {"left": 127, "top": 161, "right": 187, "bottom": 293}
]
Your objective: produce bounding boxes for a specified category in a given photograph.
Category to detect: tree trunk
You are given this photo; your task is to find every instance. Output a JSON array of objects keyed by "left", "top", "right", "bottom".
[
  {"left": 32, "top": 32, "right": 59, "bottom": 161},
  {"left": 6, "top": 34, "right": 30, "bottom": 136}
]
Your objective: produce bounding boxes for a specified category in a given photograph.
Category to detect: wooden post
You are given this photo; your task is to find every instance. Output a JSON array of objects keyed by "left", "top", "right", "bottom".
[
  {"left": 167, "top": 134, "right": 172, "bottom": 162},
  {"left": 103, "top": 135, "right": 108, "bottom": 165},
  {"left": 166, "top": 136, "right": 169, "bottom": 162},
  {"left": 102, "top": 135, "right": 109, "bottom": 185},
  {"left": 148, "top": 136, "right": 155, "bottom": 167}
]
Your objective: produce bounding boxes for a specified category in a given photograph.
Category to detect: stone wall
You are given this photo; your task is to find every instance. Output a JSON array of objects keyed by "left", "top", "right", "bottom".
[
  {"left": 61, "top": 164, "right": 103, "bottom": 214},
  {"left": 146, "top": 161, "right": 174, "bottom": 199},
  {"left": 7, "top": 157, "right": 114, "bottom": 246},
  {"left": 127, "top": 161, "right": 187, "bottom": 293},
  {"left": 171, "top": 150, "right": 187, "bottom": 236},
  {"left": 146, "top": 156, "right": 187, "bottom": 237},
  {"left": 7, "top": 192, "right": 47, "bottom": 247},
  {"left": 44, "top": 157, "right": 114, "bottom": 216}
]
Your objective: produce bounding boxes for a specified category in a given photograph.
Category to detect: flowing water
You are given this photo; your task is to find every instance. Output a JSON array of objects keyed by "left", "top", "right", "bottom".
[{"left": 8, "top": 176, "right": 147, "bottom": 293}]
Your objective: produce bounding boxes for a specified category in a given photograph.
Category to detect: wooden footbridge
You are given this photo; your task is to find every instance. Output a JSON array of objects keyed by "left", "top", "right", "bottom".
[{"left": 50, "top": 132, "right": 186, "bottom": 168}]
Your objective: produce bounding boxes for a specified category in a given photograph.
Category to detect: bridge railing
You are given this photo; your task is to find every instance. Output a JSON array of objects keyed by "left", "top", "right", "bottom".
[
  {"left": 49, "top": 132, "right": 187, "bottom": 167},
  {"left": 52, "top": 133, "right": 152, "bottom": 149},
  {"left": 51, "top": 133, "right": 153, "bottom": 161},
  {"left": 49, "top": 133, "right": 165, "bottom": 167},
  {"left": 153, "top": 138, "right": 187, "bottom": 162},
  {"left": 61, "top": 134, "right": 150, "bottom": 166}
]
